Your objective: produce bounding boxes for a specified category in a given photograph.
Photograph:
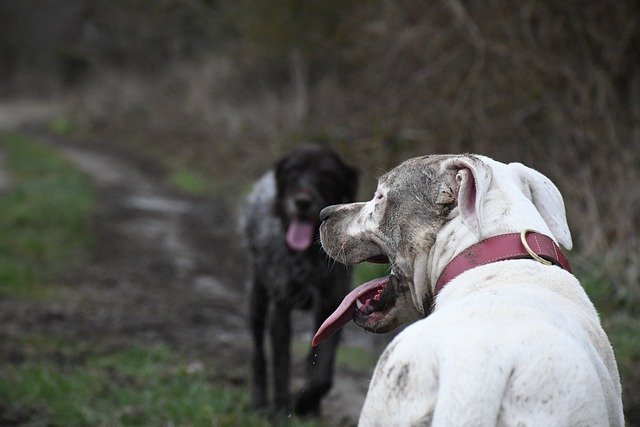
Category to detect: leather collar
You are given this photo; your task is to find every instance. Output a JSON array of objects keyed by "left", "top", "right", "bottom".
[{"left": 434, "top": 230, "right": 571, "bottom": 297}]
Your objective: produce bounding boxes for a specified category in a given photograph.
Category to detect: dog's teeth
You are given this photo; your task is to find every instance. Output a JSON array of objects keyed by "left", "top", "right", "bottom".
[{"left": 355, "top": 298, "right": 363, "bottom": 309}]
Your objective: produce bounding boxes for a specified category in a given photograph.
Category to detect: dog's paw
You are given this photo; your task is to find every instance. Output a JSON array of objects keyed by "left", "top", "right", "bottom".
[{"left": 294, "top": 394, "right": 321, "bottom": 417}]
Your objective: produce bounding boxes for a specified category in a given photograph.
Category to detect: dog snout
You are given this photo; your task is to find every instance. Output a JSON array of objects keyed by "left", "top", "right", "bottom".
[{"left": 319, "top": 205, "right": 338, "bottom": 222}]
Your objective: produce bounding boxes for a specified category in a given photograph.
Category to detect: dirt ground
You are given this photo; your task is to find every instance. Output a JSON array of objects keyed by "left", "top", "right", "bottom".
[{"left": 0, "top": 122, "right": 387, "bottom": 425}]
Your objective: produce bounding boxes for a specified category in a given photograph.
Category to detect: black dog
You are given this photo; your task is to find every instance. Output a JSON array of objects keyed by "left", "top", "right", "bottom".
[{"left": 243, "top": 144, "right": 358, "bottom": 417}]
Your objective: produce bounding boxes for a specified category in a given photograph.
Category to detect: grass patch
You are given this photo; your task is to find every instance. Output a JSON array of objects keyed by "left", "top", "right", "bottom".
[
  {"left": 0, "top": 133, "right": 95, "bottom": 296},
  {"left": 602, "top": 313, "right": 640, "bottom": 423},
  {"left": 580, "top": 265, "right": 640, "bottom": 421},
  {"left": 605, "top": 315, "right": 640, "bottom": 375},
  {"left": 293, "top": 339, "right": 377, "bottom": 375},
  {"left": 336, "top": 345, "right": 378, "bottom": 373},
  {"left": 169, "top": 166, "right": 210, "bottom": 195},
  {"left": 0, "top": 342, "right": 273, "bottom": 426},
  {"left": 49, "top": 117, "right": 75, "bottom": 136},
  {"left": 582, "top": 274, "right": 619, "bottom": 317},
  {"left": 353, "top": 262, "right": 390, "bottom": 289}
]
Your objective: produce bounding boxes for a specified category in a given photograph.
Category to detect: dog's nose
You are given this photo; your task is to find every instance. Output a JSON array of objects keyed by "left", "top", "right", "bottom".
[{"left": 319, "top": 205, "right": 337, "bottom": 222}]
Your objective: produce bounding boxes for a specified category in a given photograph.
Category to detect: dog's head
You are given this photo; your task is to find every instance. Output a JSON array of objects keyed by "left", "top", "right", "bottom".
[
  {"left": 274, "top": 144, "right": 358, "bottom": 252},
  {"left": 312, "top": 154, "right": 572, "bottom": 345}
]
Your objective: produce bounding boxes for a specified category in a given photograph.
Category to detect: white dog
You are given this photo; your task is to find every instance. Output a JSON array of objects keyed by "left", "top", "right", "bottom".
[{"left": 313, "top": 155, "right": 623, "bottom": 426}]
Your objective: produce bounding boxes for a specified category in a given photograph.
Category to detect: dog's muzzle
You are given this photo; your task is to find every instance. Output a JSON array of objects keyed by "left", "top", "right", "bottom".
[{"left": 319, "top": 205, "right": 338, "bottom": 222}]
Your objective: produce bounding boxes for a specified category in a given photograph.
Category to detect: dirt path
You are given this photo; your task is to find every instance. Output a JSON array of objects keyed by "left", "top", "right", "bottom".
[{"left": 0, "top": 99, "right": 65, "bottom": 130}]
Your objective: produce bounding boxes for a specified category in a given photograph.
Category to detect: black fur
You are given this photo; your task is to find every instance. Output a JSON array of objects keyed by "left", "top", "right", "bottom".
[{"left": 243, "top": 144, "right": 358, "bottom": 418}]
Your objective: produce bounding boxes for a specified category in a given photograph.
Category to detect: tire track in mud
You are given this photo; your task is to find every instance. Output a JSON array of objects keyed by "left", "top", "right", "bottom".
[{"left": 56, "top": 143, "right": 248, "bottom": 361}]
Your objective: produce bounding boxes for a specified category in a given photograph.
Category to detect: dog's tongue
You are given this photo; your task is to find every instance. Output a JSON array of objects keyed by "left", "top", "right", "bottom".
[
  {"left": 312, "top": 276, "right": 388, "bottom": 347},
  {"left": 286, "top": 219, "right": 315, "bottom": 251}
]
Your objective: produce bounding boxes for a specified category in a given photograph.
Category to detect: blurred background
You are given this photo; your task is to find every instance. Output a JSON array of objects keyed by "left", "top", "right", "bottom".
[{"left": 0, "top": 0, "right": 638, "bottom": 425}]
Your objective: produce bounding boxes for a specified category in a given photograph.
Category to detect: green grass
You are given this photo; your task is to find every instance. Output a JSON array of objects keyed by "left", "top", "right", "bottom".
[
  {"left": 0, "top": 342, "right": 272, "bottom": 426},
  {"left": 336, "top": 345, "right": 378, "bottom": 373},
  {"left": 0, "top": 338, "right": 328, "bottom": 426},
  {"left": 0, "top": 133, "right": 95, "bottom": 296},
  {"left": 353, "top": 262, "right": 390, "bottom": 288},
  {"left": 605, "top": 315, "right": 640, "bottom": 376},
  {"left": 293, "top": 340, "right": 377, "bottom": 375},
  {"left": 49, "top": 117, "right": 75, "bottom": 136},
  {"left": 169, "top": 166, "right": 211, "bottom": 196}
]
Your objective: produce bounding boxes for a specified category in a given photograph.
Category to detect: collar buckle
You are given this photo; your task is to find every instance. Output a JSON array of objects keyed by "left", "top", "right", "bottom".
[{"left": 520, "top": 229, "right": 552, "bottom": 266}]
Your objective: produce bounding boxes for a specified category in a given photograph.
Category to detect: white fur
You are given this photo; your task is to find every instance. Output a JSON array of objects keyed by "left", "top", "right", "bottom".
[
  {"left": 362, "top": 262, "right": 623, "bottom": 426},
  {"left": 358, "top": 156, "right": 623, "bottom": 426},
  {"left": 346, "top": 186, "right": 388, "bottom": 237}
]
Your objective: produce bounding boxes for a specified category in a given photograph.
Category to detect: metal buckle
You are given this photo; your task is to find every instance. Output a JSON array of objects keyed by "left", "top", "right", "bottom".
[{"left": 520, "top": 229, "right": 552, "bottom": 266}]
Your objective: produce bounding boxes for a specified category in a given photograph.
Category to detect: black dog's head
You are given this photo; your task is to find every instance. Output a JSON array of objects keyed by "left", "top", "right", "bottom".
[{"left": 274, "top": 144, "right": 358, "bottom": 252}]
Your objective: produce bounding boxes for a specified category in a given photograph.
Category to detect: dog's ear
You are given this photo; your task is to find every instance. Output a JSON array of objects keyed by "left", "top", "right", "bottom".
[
  {"left": 441, "top": 156, "right": 492, "bottom": 238},
  {"left": 509, "top": 163, "right": 573, "bottom": 249},
  {"left": 273, "top": 155, "right": 291, "bottom": 217},
  {"left": 274, "top": 155, "right": 287, "bottom": 186}
]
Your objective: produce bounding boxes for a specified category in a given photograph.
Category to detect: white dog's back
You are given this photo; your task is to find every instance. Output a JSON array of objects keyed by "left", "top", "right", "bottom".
[{"left": 361, "top": 261, "right": 623, "bottom": 426}]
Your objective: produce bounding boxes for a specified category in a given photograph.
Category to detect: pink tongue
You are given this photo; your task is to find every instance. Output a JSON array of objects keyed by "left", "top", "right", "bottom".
[
  {"left": 312, "top": 276, "right": 388, "bottom": 347},
  {"left": 286, "top": 219, "right": 315, "bottom": 251}
]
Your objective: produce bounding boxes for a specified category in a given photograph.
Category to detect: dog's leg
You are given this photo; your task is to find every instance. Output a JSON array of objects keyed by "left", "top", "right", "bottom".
[
  {"left": 270, "top": 299, "right": 292, "bottom": 416},
  {"left": 250, "top": 279, "right": 268, "bottom": 411},
  {"left": 294, "top": 304, "right": 341, "bottom": 416}
]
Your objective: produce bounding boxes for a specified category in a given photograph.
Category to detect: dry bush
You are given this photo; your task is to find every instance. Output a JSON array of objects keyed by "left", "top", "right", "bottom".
[{"left": 72, "top": 51, "right": 311, "bottom": 194}]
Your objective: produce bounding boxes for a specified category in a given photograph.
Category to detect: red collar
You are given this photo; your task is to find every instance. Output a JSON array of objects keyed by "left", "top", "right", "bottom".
[{"left": 434, "top": 230, "right": 571, "bottom": 297}]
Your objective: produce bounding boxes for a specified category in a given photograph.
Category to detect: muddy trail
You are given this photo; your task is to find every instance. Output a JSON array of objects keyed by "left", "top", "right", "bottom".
[{"left": 0, "top": 135, "right": 384, "bottom": 425}]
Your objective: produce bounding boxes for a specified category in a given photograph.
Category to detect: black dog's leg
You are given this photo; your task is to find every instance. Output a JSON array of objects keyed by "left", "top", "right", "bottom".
[
  {"left": 294, "top": 307, "right": 341, "bottom": 416},
  {"left": 270, "top": 300, "right": 292, "bottom": 416},
  {"left": 250, "top": 279, "right": 269, "bottom": 411}
]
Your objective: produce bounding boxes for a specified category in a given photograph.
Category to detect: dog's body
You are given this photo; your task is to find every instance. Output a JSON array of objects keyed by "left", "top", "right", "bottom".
[
  {"left": 243, "top": 145, "right": 357, "bottom": 416},
  {"left": 316, "top": 154, "right": 623, "bottom": 426}
]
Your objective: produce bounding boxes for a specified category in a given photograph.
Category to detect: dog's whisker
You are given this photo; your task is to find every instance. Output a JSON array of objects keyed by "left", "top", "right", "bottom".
[
  {"left": 324, "top": 253, "right": 338, "bottom": 271},
  {"left": 337, "top": 241, "right": 348, "bottom": 267},
  {"left": 325, "top": 242, "right": 346, "bottom": 273}
]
